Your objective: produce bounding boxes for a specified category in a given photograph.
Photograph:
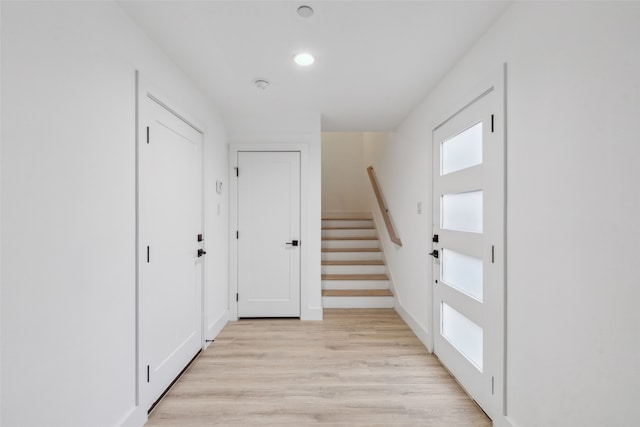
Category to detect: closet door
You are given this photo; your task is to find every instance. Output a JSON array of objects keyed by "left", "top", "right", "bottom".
[{"left": 138, "top": 92, "right": 203, "bottom": 410}]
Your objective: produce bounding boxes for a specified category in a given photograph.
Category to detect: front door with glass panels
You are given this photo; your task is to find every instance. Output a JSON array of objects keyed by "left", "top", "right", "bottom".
[{"left": 432, "top": 82, "right": 505, "bottom": 420}]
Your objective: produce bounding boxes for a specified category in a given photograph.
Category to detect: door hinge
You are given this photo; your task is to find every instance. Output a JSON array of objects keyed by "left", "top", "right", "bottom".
[
  {"left": 146, "top": 126, "right": 150, "bottom": 144},
  {"left": 234, "top": 167, "right": 239, "bottom": 177},
  {"left": 236, "top": 293, "right": 239, "bottom": 302},
  {"left": 146, "top": 246, "right": 150, "bottom": 263},
  {"left": 147, "top": 365, "right": 150, "bottom": 383},
  {"left": 491, "top": 114, "right": 495, "bottom": 133},
  {"left": 236, "top": 230, "right": 239, "bottom": 239},
  {"left": 491, "top": 245, "right": 495, "bottom": 264}
]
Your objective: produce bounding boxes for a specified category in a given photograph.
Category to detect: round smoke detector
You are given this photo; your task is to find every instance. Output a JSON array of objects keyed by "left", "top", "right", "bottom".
[
  {"left": 297, "top": 5, "right": 314, "bottom": 18},
  {"left": 253, "top": 79, "right": 270, "bottom": 90}
]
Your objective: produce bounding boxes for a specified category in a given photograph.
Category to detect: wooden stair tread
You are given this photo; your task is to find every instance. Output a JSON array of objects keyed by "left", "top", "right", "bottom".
[
  {"left": 322, "top": 289, "right": 393, "bottom": 297},
  {"left": 322, "top": 274, "right": 389, "bottom": 280},
  {"left": 322, "top": 260, "right": 384, "bottom": 266},
  {"left": 322, "top": 217, "right": 372, "bottom": 221},
  {"left": 322, "top": 248, "right": 381, "bottom": 253},
  {"left": 322, "top": 226, "right": 375, "bottom": 230},
  {"left": 322, "top": 236, "right": 378, "bottom": 241}
]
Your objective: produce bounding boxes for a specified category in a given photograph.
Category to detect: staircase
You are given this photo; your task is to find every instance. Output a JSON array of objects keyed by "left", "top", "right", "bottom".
[{"left": 321, "top": 215, "right": 394, "bottom": 308}]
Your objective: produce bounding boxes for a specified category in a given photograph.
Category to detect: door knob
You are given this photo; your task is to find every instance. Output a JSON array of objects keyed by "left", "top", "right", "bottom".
[
  {"left": 197, "top": 249, "right": 207, "bottom": 257},
  {"left": 429, "top": 250, "right": 439, "bottom": 259},
  {"left": 285, "top": 240, "right": 299, "bottom": 247}
]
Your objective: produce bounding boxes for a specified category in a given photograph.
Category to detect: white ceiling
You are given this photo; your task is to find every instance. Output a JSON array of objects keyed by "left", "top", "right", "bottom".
[{"left": 119, "top": 1, "right": 511, "bottom": 131}]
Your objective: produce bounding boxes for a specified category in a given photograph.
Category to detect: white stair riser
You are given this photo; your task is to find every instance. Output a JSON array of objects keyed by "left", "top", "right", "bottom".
[
  {"left": 321, "top": 264, "right": 386, "bottom": 275},
  {"left": 322, "top": 280, "right": 389, "bottom": 290},
  {"left": 322, "top": 220, "right": 373, "bottom": 228},
  {"left": 321, "top": 279, "right": 390, "bottom": 289},
  {"left": 321, "top": 240, "right": 379, "bottom": 249},
  {"left": 322, "top": 229, "right": 377, "bottom": 238},
  {"left": 322, "top": 252, "right": 382, "bottom": 261},
  {"left": 322, "top": 296, "right": 394, "bottom": 309}
]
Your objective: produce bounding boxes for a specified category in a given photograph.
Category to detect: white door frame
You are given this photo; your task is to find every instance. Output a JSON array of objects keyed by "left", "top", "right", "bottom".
[
  {"left": 135, "top": 71, "right": 207, "bottom": 407},
  {"left": 229, "top": 143, "right": 309, "bottom": 320},
  {"left": 429, "top": 64, "right": 507, "bottom": 420}
]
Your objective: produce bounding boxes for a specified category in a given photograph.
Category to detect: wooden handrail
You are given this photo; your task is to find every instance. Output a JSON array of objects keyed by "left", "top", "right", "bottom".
[{"left": 367, "top": 166, "right": 402, "bottom": 246}]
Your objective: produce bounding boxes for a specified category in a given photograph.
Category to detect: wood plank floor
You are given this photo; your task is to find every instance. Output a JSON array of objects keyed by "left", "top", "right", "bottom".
[{"left": 146, "top": 309, "right": 491, "bottom": 427}]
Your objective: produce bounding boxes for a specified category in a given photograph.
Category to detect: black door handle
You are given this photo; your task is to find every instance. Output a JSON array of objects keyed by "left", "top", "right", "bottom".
[
  {"left": 197, "top": 249, "right": 207, "bottom": 257},
  {"left": 429, "top": 250, "right": 439, "bottom": 259},
  {"left": 286, "top": 240, "right": 299, "bottom": 247}
]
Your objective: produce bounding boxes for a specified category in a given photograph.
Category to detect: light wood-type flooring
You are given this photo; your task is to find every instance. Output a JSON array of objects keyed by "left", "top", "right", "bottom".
[{"left": 146, "top": 309, "right": 491, "bottom": 426}]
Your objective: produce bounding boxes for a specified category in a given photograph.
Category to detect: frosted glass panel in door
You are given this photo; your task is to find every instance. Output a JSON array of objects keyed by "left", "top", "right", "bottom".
[
  {"left": 441, "top": 303, "right": 483, "bottom": 370},
  {"left": 441, "top": 191, "right": 483, "bottom": 232},
  {"left": 442, "top": 249, "right": 483, "bottom": 301},
  {"left": 441, "top": 122, "right": 483, "bottom": 175}
]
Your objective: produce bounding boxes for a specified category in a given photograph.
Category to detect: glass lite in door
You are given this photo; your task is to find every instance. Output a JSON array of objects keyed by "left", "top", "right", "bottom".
[{"left": 436, "top": 120, "right": 486, "bottom": 377}]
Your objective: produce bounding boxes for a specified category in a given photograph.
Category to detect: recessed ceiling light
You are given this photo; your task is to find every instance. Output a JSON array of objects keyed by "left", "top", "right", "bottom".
[
  {"left": 297, "top": 5, "right": 314, "bottom": 18},
  {"left": 293, "top": 53, "right": 315, "bottom": 66},
  {"left": 253, "top": 79, "right": 270, "bottom": 90}
]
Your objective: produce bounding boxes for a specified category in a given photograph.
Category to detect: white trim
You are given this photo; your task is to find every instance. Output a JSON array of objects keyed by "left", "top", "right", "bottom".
[
  {"left": 492, "top": 415, "right": 518, "bottom": 427},
  {"left": 433, "top": 87, "right": 494, "bottom": 131},
  {"left": 146, "top": 93, "right": 204, "bottom": 134},
  {"left": 116, "top": 405, "right": 146, "bottom": 427},
  {"left": 206, "top": 309, "right": 229, "bottom": 346},
  {"left": 304, "top": 306, "right": 323, "bottom": 320},
  {"left": 394, "top": 299, "right": 431, "bottom": 351},
  {"left": 229, "top": 143, "right": 312, "bottom": 319}
]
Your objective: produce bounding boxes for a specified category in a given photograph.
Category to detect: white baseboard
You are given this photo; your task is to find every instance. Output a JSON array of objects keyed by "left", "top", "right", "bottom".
[
  {"left": 206, "top": 310, "right": 229, "bottom": 342},
  {"left": 394, "top": 299, "right": 431, "bottom": 352},
  {"left": 302, "top": 306, "right": 323, "bottom": 320},
  {"left": 117, "top": 405, "right": 146, "bottom": 427}
]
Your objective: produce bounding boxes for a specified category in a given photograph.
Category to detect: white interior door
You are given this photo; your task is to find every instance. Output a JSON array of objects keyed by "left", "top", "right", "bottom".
[
  {"left": 432, "top": 84, "right": 505, "bottom": 420},
  {"left": 139, "top": 94, "right": 203, "bottom": 409},
  {"left": 237, "top": 151, "right": 301, "bottom": 318}
]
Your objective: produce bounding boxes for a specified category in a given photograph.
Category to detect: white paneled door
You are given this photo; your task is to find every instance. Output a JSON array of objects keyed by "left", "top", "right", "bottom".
[
  {"left": 432, "top": 76, "right": 505, "bottom": 420},
  {"left": 237, "top": 151, "right": 301, "bottom": 318},
  {"left": 138, "top": 93, "right": 204, "bottom": 410}
]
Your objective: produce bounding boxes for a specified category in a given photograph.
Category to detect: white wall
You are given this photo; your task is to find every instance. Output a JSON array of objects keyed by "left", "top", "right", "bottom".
[
  {"left": 321, "top": 132, "right": 369, "bottom": 214},
  {"left": 369, "top": 2, "right": 640, "bottom": 426},
  {"left": 363, "top": 131, "right": 431, "bottom": 346},
  {"left": 1, "top": 2, "right": 228, "bottom": 426},
  {"left": 226, "top": 112, "right": 322, "bottom": 321}
]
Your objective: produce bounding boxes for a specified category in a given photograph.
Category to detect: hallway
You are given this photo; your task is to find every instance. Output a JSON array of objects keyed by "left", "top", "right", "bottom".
[{"left": 146, "top": 309, "right": 491, "bottom": 426}]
